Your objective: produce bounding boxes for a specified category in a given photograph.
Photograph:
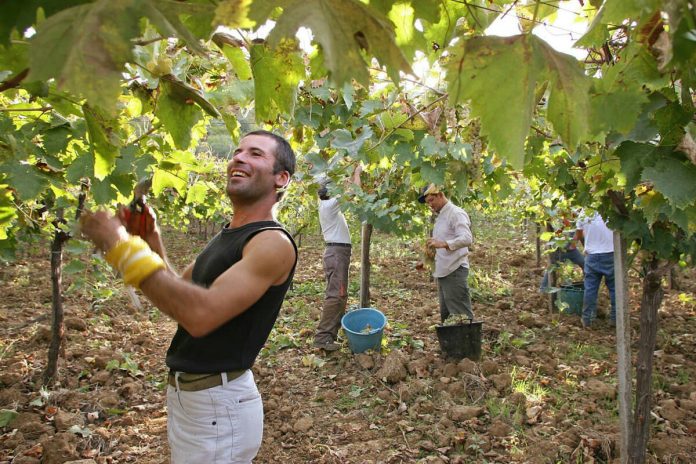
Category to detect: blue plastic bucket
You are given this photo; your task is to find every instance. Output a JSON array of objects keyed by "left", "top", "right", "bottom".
[{"left": 341, "top": 308, "right": 387, "bottom": 353}]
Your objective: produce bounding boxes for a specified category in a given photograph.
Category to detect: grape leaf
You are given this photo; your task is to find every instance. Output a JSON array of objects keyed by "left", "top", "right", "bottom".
[
  {"left": 389, "top": 2, "right": 428, "bottom": 62},
  {"left": 653, "top": 101, "right": 692, "bottom": 145},
  {"left": 144, "top": 0, "right": 212, "bottom": 55},
  {"left": 615, "top": 141, "right": 659, "bottom": 190},
  {"left": 252, "top": 0, "right": 411, "bottom": 87},
  {"left": 535, "top": 40, "right": 591, "bottom": 150},
  {"left": 185, "top": 182, "right": 210, "bottom": 204},
  {"left": 213, "top": 33, "right": 253, "bottom": 80},
  {"left": 91, "top": 177, "right": 119, "bottom": 204},
  {"left": 642, "top": 156, "right": 696, "bottom": 209},
  {"left": 0, "top": 34, "right": 29, "bottom": 74},
  {"left": 420, "top": 160, "right": 446, "bottom": 185},
  {"left": 152, "top": 169, "right": 187, "bottom": 196},
  {"left": 600, "top": 0, "right": 661, "bottom": 25},
  {"left": 603, "top": 43, "right": 669, "bottom": 92},
  {"left": 589, "top": 87, "right": 648, "bottom": 137},
  {"left": 250, "top": 42, "right": 304, "bottom": 122},
  {"left": 0, "top": 186, "right": 17, "bottom": 240},
  {"left": 331, "top": 127, "right": 374, "bottom": 156},
  {"left": 83, "top": 104, "right": 121, "bottom": 180},
  {"left": 578, "top": 0, "right": 660, "bottom": 47},
  {"left": 42, "top": 127, "right": 72, "bottom": 156},
  {"left": 1, "top": 163, "right": 50, "bottom": 200},
  {"left": 155, "top": 78, "right": 204, "bottom": 149},
  {"left": 370, "top": 0, "right": 440, "bottom": 23},
  {"left": 27, "top": 0, "right": 215, "bottom": 112},
  {"left": 447, "top": 35, "right": 544, "bottom": 169},
  {"left": 214, "top": 0, "right": 255, "bottom": 29},
  {"left": 65, "top": 151, "right": 95, "bottom": 185},
  {"left": 28, "top": 0, "right": 142, "bottom": 113},
  {"left": 426, "top": 0, "right": 499, "bottom": 53},
  {"left": 0, "top": 0, "right": 90, "bottom": 45}
]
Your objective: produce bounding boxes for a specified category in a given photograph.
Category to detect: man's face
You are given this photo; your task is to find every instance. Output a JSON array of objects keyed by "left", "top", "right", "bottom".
[
  {"left": 425, "top": 193, "right": 446, "bottom": 212},
  {"left": 226, "top": 134, "right": 288, "bottom": 201}
]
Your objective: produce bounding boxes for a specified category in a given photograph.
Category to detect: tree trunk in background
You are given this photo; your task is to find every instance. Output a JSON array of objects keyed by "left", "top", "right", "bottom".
[
  {"left": 360, "top": 222, "right": 373, "bottom": 308},
  {"left": 44, "top": 210, "right": 68, "bottom": 385},
  {"left": 613, "top": 232, "right": 632, "bottom": 464},
  {"left": 629, "top": 257, "right": 663, "bottom": 463}
]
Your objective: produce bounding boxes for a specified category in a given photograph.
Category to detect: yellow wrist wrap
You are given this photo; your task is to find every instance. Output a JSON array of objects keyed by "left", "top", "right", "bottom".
[{"left": 104, "top": 236, "right": 165, "bottom": 289}]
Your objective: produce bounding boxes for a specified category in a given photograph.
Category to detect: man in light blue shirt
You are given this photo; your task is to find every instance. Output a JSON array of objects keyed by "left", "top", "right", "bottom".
[{"left": 419, "top": 184, "right": 474, "bottom": 322}]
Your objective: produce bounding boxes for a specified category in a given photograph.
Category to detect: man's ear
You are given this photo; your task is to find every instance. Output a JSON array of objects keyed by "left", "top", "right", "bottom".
[{"left": 275, "top": 171, "right": 290, "bottom": 190}]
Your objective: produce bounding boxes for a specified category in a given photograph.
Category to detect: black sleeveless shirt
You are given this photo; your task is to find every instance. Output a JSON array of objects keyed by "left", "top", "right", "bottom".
[{"left": 165, "top": 221, "right": 297, "bottom": 373}]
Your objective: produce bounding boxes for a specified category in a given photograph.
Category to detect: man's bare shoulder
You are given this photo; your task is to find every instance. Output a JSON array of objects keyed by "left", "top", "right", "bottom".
[{"left": 245, "top": 228, "right": 296, "bottom": 257}]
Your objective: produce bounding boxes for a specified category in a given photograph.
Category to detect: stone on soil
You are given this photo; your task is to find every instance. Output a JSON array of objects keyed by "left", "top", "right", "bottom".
[
  {"left": 376, "top": 350, "right": 408, "bottom": 384},
  {"left": 54, "top": 410, "right": 84, "bottom": 433}
]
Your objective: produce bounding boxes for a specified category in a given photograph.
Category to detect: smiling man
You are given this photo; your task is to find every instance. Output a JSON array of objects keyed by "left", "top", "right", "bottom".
[
  {"left": 80, "top": 130, "right": 297, "bottom": 463},
  {"left": 419, "top": 184, "right": 474, "bottom": 323}
]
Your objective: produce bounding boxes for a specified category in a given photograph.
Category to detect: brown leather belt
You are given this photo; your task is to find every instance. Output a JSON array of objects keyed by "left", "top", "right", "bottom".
[{"left": 168, "top": 370, "right": 246, "bottom": 392}]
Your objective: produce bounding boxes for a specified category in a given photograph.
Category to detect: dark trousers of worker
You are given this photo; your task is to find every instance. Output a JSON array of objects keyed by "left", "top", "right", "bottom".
[
  {"left": 315, "top": 245, "right": 351, "bottom": 344},
  {"left": 437, "top": 265, "right": 473, "bottom": 323}
]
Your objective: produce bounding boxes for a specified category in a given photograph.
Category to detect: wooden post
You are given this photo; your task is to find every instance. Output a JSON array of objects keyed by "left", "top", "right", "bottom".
[
  {"left": 613, "top": 231, "right": 632, "bottom": 464},
  {"left": 535, "top": 223, "right": 542, "bottom": 267},
  {"left": 359, "top": 222, "right": 373, "bottom": 308}
]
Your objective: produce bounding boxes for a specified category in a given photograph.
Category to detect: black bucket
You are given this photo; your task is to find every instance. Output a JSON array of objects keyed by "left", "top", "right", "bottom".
[{"left": 436, "top": 320, "right": 483, "bottom": 360}]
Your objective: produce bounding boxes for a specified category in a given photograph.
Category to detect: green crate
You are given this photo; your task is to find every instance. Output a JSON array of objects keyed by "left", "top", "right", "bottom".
[{"left": 557, "top": 283, "right": 583, "bottom": 316}]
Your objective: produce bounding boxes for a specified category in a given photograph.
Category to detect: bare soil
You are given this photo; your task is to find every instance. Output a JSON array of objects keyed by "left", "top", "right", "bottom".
[{"left": 1, "top": 222, "right": 695, "bottom": 463}]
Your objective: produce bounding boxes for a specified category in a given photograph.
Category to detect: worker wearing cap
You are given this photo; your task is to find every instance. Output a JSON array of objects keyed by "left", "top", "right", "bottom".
[{"left": 419, "top": 184, "right": 474, "bottom": 322}]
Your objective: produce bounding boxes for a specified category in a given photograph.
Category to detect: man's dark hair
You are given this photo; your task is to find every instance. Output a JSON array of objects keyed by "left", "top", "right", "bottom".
[{"left": 245, "top": 130, "right": 296, "bottom": 176}]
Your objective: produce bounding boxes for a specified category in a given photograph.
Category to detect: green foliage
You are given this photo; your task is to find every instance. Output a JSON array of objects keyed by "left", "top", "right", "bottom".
[{"left": 0, "top": 0, "right": 693, "bottom": 284}]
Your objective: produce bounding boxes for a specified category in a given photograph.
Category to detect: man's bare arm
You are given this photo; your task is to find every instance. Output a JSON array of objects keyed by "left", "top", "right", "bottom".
[{"left": 139, "top": 230, "right": 295, "bottom": 337}]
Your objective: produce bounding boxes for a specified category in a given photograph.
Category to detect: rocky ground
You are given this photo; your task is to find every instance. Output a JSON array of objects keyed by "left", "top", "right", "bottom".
[{"left": 1, "top": 218, "right": 695, "bottom": 463}]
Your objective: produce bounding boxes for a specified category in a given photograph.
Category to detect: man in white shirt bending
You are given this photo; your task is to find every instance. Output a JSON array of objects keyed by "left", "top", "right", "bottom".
[
  {"left": 575, "top": 212, "right": 615, "bottom": 328},
  {"left": 314, "top": 166, "right": 361, "bottom": 351},
  {"left": 419, "top": 185, "right": 474, "bottom": 323}
]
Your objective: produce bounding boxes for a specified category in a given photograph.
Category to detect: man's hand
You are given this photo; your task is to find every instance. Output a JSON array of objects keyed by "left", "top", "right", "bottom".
[
  {"left": 80, "top": 210, "right": 129, "bottom": 252},
  {"left": 117, "top": 205, "right": 169, "bottom": 264},
  {"left": 427, "top": 238, "right": 449, "bottom": 250}
]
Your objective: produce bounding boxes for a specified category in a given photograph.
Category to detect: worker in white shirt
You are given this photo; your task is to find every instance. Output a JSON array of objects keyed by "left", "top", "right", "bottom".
[
  {"left": 314, "top": 166, "right": 361, "bottom": 350},
  {"left": 575, "top": 212, "right": 615, "bottom": 328},
  {"left": 419, "top": 184, "right": 474, "bottom": 323}
]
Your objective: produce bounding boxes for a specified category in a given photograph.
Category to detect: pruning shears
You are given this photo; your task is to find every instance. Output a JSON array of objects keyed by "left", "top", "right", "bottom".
[{"left": 123, "top": 177, "right": 153, "bottom": 238}]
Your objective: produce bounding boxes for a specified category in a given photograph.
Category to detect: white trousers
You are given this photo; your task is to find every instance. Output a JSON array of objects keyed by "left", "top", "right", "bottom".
[{"left": 167, "top": 370, "right": 263, "bottom": 463}]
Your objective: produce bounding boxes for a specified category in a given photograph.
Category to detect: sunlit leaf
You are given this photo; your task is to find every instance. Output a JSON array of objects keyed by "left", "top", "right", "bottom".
[
  {"left": 447, "top": 35, "right": 543, "bottom": 169},
  {"left": 155, "top": 78, "right": 204, "bottom": 149},
  {"left": 252, "top": 0, "right": 411, "bottom": 87},
  {"left": 83, "top": 104, "right": 121, "bottom": 180},
  {"left": 250, "top": 41, "right": 304, "bottom": 121}
]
